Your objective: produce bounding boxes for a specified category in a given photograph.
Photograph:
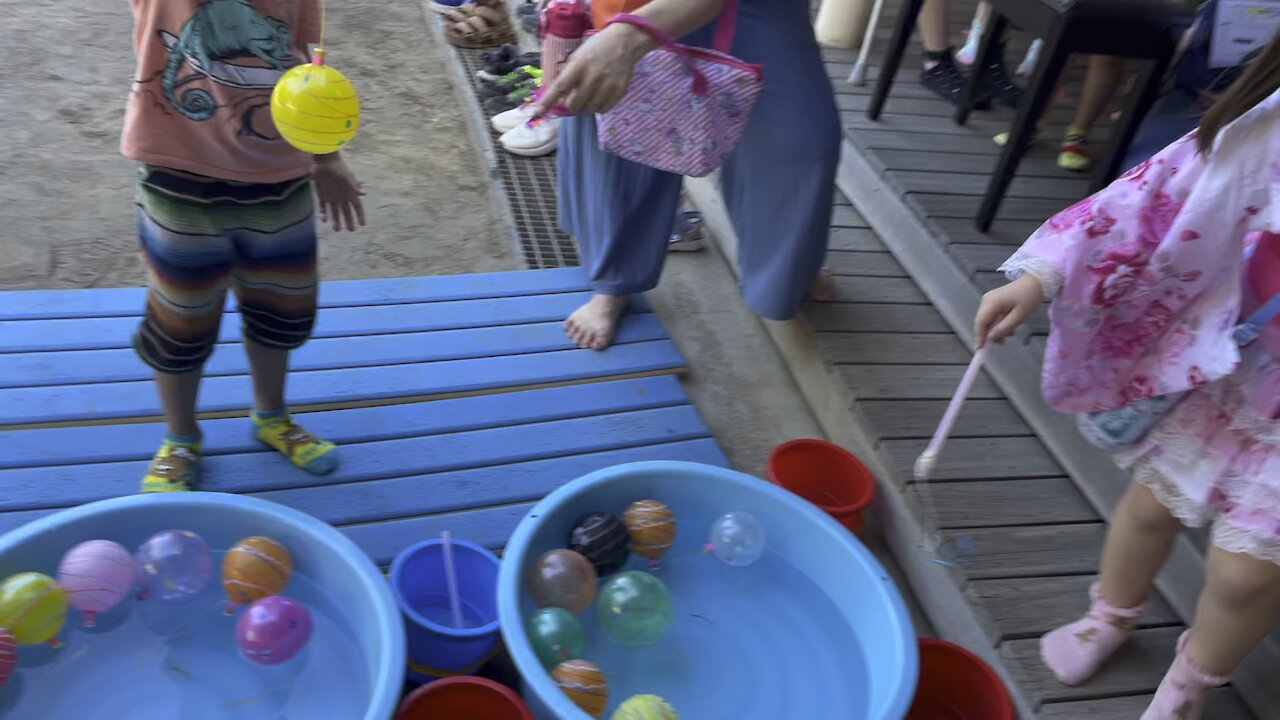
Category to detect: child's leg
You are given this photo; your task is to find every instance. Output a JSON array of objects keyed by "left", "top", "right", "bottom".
[
  {"left": 1188, "top": 547, "right": 1280, "bottom": 673},
  {"left": 232, "top": 177, "right": 337, "bottom": 475},
  {"left": 1141, "top": 547, "right": 1280, "bottom": 719},
  {"left": 133, "top": 170, "right": 239, "bottom": 493},
  {"left": 1041, "top": 482, "right": 1183, "bottom": 685},
  {"left": 1061, "top": 55, "right": 1126, "bottom": 172},
  {"left": 956, "top": 1, "right": 992, "bottom": 65},
  {"left": 1098, "top": 482, "right": 1184, "bottom": 606}
]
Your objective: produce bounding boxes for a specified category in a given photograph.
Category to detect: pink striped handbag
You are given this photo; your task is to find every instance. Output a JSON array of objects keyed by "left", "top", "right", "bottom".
[{"left": 596, "top": 2, "right": 764, "bottom": 177}]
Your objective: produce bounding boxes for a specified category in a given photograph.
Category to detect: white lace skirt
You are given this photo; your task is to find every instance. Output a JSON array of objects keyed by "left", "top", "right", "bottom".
[{"left": 1116, "top": 371, "right": 1280, "bottom": 565}]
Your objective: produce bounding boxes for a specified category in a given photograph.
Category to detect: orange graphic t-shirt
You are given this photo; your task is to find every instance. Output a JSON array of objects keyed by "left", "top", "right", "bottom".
[{"left": 121, "top": 0, "right": 323, "bottom": 183}]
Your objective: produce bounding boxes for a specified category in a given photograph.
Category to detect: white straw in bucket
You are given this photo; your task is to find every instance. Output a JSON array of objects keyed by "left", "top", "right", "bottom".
[{"left": 441, "top": 531, "right": 465, "bottom": 629}]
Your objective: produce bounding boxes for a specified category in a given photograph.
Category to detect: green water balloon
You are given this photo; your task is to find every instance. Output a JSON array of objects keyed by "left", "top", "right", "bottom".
[
  {"left": 597, "top": 570, "right": 672, "bottom": 646},
  {"left": 526, "top": 607, "right": 586, "bottom": 669}
]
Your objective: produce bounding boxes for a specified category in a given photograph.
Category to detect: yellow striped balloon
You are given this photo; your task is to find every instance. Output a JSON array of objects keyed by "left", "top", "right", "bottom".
[
  {"left": 611, "top": 694, "right": 679, "bottom": 720},
  {"left": 222, "top": 536, "right": 293, "bottom": 611},
  {"left": 0, "top": 573, "right": 68, "bottom": 645},
  {"left": 270, "top": 50, "right": 360, "bottom": 155},
  {"left": 553, "top": 659, "right": 609, "bottom": 718},
  {"left": 622, "top": 500, "right": 675, "bottom": 563}
]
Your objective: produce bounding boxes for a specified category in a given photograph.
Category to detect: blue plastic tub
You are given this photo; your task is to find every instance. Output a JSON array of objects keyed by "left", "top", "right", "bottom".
[
  {"left": 0, "top": 493, "right": 404, "bottom": 720},
  {"left": 498, "top": 461, "right": 919, "bottom": 720},
  {"left": 391, "top": 538, "right": 501, "bottom": 683}
]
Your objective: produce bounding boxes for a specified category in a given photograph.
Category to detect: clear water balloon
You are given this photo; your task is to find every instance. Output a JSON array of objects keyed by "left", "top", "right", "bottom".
[
  {"left": 136, "top": 530, "right": 214, "bottom": 604},
  {"left": 708, "top": 511, "right": 766, "bottom": 567}
]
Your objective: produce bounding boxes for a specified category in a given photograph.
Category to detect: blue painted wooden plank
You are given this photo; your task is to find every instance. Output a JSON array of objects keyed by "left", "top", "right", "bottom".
[
  {"left": 0, "top": 340, "right": 685, "bottom": 426},
  {"left": 0, "top": 376, "right": 691, "bottom": 468},
  {"left": 0, "top": 267, "right": 592, "bottom": 321},
  {"left": 1, "top": 315, "right": 668, "bottom": 388},
  {"left": 0, "top": 440, "right": 728, "bottom": 544},
  {"left": 0, "top": 292, "right": 652, "bottom": 353},
  {"left": 259, "top": 439, "right": 729, "bottom": 528},
  {"left": 342, "top": 504, "right": 534, "bottom": 565},
  {"left": 0, "top": 405, "right": 713, "bottom": 511}
]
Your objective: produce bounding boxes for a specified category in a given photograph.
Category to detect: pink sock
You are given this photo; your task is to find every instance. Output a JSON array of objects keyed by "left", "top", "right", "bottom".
[
  {"left": 1140, "top": 631, "right": 1231, "bottom": 720},
  {"left": 1040, "top": 582, "right": 1145, "bottom": 685}
]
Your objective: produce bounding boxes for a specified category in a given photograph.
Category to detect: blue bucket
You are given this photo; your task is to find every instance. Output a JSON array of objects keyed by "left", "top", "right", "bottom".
[{"left": 391, "top": 538, "right": 501, "bottom": 684}]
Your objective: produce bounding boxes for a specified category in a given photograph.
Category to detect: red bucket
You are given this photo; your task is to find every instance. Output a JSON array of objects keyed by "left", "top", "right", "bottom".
[
  {"left": 396, "top": 676, "right": 533, "bottom": 720},
  {"left": 907, "top": 639, "right": 1014, "bottom": 720},
  {"left": 767, "top": 439, "right": 876, "bottom": 534}
]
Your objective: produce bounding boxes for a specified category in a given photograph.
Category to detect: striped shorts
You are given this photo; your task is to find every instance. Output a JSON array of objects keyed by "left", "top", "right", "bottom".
[{"left": 133, "top": 166, "right": 318, "bottom": 374}]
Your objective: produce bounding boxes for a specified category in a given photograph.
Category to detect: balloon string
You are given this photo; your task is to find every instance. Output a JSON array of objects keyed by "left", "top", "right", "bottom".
[{"left": 319, "top": 0, "right": 327, "bottom": 51}]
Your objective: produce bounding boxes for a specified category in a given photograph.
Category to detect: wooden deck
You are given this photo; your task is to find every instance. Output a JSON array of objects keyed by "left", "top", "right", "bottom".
[
  {"left": 0, "top": 267, "right": 728, "bottom": 565},
  {"left": 692, "top": 1, "right": 1278, "bottom": 713},
  {"left": 809, "top": 0, "right": 1280, "bottom": 715}
]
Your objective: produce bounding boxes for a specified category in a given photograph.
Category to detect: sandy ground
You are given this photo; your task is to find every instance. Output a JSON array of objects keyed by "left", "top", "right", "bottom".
[{"left": 0, "top": 0, "right": 509, "bottom": 291}]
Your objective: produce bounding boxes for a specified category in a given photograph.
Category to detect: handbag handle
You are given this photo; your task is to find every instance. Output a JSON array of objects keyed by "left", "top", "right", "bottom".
[
  {"left": 604, "top": 0, "right": 742, "bottom": 53},
  {"left": 607, "top": 13, "right": 712, "bottom": 95}
]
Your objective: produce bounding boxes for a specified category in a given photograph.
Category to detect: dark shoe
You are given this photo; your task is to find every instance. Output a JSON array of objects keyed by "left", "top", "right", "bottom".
[
  {"left": 920, "top": 50, "right": 991, "bottom": 109},
  {"left": 483, "top": 82, "right": 537, "bottom": 114},
  {"left": 478, "top": 49, "right": 540, "bottom": 82},
  {"left": 478, "top": 65, "right": 541, "bottom": 98},
  {"left": 668, "top": 210, "right": 706, "bottom": 252},
  {"left": 981, "top": 50, "right": 1024, "bottom": 109}
]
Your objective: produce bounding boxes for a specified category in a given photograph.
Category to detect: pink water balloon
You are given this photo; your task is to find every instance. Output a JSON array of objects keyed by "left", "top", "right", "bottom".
[
  {"left": 236, "top": 596, "right": 313, "bottom": 666},
  {"left": 0, "top": 627, "right": 14, "bottom": 689},
  {"left": 57, "top": 540, "right": 135, "bottom": 627}
]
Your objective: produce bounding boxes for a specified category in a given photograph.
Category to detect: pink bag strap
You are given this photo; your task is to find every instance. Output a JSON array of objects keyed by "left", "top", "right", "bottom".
[{"left": 606, "top": 0, "right": 741, "bottom": 54}]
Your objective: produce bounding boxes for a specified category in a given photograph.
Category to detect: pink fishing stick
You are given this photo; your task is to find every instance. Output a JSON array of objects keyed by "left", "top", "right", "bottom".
[{"left": 915, "top": 348, "right": 987, "bottom": 482}]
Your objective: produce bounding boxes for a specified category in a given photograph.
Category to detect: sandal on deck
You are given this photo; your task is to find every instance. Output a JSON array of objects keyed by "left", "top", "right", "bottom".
[{"left": 446, "top": 3, "right": 515, "bottom": 48}]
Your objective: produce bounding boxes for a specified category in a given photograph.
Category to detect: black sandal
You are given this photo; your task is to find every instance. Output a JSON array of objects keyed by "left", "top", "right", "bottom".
[{"left": 920, "top": 49, "right": 992, "bottom": 109}]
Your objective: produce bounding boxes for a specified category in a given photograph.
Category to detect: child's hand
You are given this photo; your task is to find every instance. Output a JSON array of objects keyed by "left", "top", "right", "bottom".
[
  {"left": 974, "top": 273, "right": 1044, "bottom": 348},
  {"left": 313, "top": 154, "right": 366, "bottom": 232}
]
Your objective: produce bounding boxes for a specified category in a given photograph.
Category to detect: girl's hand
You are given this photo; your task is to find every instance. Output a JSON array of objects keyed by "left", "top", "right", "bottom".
[
  {"left": 313, "top": 154, "right": 366, "bottom": 233},
  {"left": 535, "top": 23, "right": 654, "bottom": 115},
  {"left": 974, "top": 273, "right": 1044, "bottom": 348}
]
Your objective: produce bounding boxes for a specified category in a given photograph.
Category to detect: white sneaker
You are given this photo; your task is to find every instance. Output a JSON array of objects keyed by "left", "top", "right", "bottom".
[
  {"left": 491, "top": 103, "right": 538, "bottom": 133},
  {"left": 500, "top": 117, "right": 559, "bottom": 157}
]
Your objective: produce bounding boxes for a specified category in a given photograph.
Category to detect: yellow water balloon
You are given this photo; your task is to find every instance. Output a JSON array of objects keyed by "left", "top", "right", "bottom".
[
  {"left": 271, "top": 49, "right": 360, "bottom": 155},
  {"left": 0, "top": 573, "right": 68, "bottom": 645}
]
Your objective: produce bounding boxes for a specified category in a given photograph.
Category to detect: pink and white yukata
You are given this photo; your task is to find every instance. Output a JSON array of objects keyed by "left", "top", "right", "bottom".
[{"left": 1001, "top": 87, "right": 1280, "bottom": 564}]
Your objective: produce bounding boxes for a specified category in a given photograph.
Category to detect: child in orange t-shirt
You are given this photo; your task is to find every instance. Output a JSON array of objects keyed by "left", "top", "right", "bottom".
[{"left": 122, "top": 0, "right": 365, "bottom": 492}]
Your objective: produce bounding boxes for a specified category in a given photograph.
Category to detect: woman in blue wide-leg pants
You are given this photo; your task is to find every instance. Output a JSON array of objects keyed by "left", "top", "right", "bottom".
[{"left": 556, "top": 0, "right": 840, "bottom": 347}]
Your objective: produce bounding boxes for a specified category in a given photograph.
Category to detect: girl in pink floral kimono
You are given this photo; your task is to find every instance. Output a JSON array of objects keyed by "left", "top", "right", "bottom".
[{"left": 974, "top": 34, "right": 1280, "bottom": 720}]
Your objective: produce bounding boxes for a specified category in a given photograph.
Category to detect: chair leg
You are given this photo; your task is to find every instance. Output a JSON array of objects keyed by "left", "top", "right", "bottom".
[
  {"left": 869, "top": 0, "right": 925, "bottom": 120},
  {"left": 956, "top": 13, "right": 1008, "bottom": 126},
  {"left": 977, "top": 28, "right": 1070, "bottom": 232},
  {"left": 1091, "top": 54, "right": 1172, "bottom": 191}
]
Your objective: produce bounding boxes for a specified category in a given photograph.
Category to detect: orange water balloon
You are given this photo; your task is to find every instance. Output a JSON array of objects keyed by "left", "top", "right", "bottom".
[{"left": 222, "top": 536, "right": 293, "bottom": 612}]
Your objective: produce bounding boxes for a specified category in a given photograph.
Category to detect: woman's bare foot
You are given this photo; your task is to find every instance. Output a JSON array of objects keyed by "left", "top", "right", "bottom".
[
  {"left": 565, "top": 294, "right": 628, "bottom": 350},
  {"left": 807, "top": 268, "right": 837, "bottom": 302}
]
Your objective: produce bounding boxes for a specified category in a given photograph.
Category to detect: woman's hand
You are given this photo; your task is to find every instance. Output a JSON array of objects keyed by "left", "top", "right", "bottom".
[
  {"left": 536, "top": 23, "right": 654, "bottom": 115},
  {"left": 974, "top": 273, "right": 1044, "bottom": 348},
  {"left": 313, "top": 154, "right": 366, "bottom": 233}
]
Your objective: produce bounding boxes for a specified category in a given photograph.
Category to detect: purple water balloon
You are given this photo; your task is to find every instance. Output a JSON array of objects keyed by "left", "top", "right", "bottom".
[
  {"left": 236, "top": 596, "right": 313, "bottom": 665},
  {"left": 135, "top": 530, "right": 214, "bottom": 604},
  {"left": 58, "top": 540, "right": 136, "bottom": 627}
]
